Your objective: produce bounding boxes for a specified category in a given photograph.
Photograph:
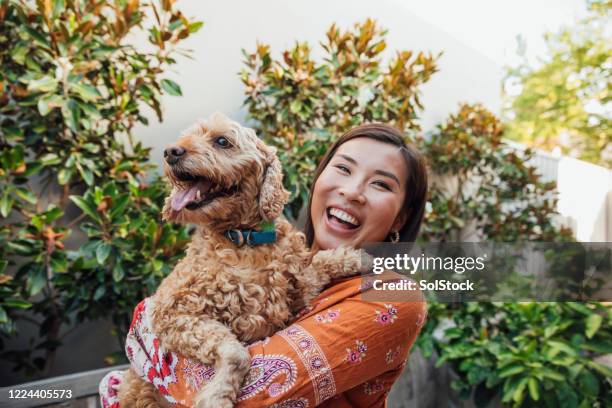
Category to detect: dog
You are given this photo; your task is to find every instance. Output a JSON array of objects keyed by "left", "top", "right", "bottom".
[{"left": 117, "top": 113, "right": 367, "bottom": 408}]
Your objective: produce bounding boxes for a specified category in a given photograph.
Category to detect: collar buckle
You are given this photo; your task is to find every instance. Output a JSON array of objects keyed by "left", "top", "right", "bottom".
[{"left": 225, "top": 229, "right": 245, "bottom": 247}]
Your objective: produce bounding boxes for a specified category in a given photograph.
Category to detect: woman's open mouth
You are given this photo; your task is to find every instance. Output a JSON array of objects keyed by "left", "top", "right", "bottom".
[
  {"left": 170, "top": 171, "right": 238, "bottom": 211},
  {"left": 326, "top": 207, "right": 361, "bottom": 230}
]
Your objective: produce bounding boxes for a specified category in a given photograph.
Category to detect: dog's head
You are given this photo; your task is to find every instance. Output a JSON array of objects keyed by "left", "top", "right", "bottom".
[{"left": 162, "top": 112, "right": 289, "bottom": 230}]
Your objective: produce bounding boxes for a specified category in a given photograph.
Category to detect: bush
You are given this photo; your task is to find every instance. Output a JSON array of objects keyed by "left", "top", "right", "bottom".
[
  {"left": 0, "top": 0, "right": 200, "bottom": 376},
  {"left": 428, "top": 302, "right": 612, "bottom": 407},
  {"left": 241, "top": 18, "right": 439, "bottom": 218},
  {"left": 241, "top": 20, "right": 611, "bottom": 408},
  {"left": 417, "top": 106, "right": 610, "bottom": 408}
]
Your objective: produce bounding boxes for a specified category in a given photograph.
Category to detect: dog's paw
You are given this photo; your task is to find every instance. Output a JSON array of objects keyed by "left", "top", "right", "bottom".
[
  {"left": 356, "top": 249, "right": 374, "bottom": 274},
  {"left": 218, "top": 342, "right": 251, "bottom": 374},
  {"left": 341, "top": 247, "right": 373, "bottom": 274},
  {"left": 313, "top": 246, "right": 373, "bottom": 278}
]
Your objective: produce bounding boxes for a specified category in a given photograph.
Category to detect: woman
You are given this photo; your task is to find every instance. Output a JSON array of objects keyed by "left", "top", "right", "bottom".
[{"left": 100, "top": 123, "right": 428, "bottom": 408}]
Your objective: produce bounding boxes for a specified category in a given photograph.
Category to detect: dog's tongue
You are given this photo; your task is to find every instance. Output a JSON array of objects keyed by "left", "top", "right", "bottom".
[
  {"left": 170, "top": 180, "right": 213, "bottom": 211},
  {"left": 171, "top": 186, "right": 198, "bottom": 211}
]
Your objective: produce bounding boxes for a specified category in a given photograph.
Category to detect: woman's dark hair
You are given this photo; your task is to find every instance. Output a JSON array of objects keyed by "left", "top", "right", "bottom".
[{"left": 303, "top": 123, "right": 428, "bottom": 247}]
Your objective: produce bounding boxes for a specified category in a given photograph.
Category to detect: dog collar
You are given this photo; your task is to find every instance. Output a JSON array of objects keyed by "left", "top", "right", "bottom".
[{"left": 224, "top": 220, "right": 276, "bottom": 247}]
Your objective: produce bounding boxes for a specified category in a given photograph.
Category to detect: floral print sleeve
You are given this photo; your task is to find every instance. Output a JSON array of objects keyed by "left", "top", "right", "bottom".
[{"left": 99, "top": 273, "right": 426, "bottom": 408}]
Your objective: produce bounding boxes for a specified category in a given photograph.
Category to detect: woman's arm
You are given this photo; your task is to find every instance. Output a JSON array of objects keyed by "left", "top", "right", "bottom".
[
  {"left": 101, "top": 274, "right": 426, "bottom": 408},
  {"left": 236, "top": 274, "right": 427, "bottom": 407}
]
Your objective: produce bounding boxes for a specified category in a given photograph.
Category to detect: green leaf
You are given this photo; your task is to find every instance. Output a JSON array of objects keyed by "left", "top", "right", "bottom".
[
  {"left": 161, "top": 79, "right": 182, "bottom": 96},
  {"left": 513, "top": 377, "right": 528, "bottom": 403},
  {"left": 96, "top": 242, "right": 112, "bottom": 264},
  {"left": 93, "top": 286, "right": 106, "bottom": 301},
  {"left": 586, "top": 360, "right": 612, "bottom": 378},
  {"left": 0, "top": 307, "right": 7, "bottom": 324},
  {"left": 109, "top": 194, "right": 130, "bottom": 220},
  {"left": 290, "top": 100, "right": 302, "bottom": 114},
  {"left": 61, "top": 99, "right": 80, "bottom": 132},
  {"left": 499, "top": 364, "right": 526, "bottom": 378},
  {"left": 585, "top": 314, "right": 602, "bottom": 339},
  {"left": 3, "top": 299, "right": 32, "bottom": 309},
  {"left": 78, "top": 166, "right": 94, "bottom": 186},
  {"left": 578, "top": 370, "right": 599, "bottom": 397},
  {"left": 547, "top": 340, "right": 577, "bottom": 356},
  {"left": 527, "top": 378, "right": 539, "bottom": 401},
  {"left": 37, "top": 94, "right": 64, "bottom": 116},
  {"left": 0, "top": 193, "right": 14, "bottom": 218},
  {"left": 71, "top": 83, "right": 101, "bottom": 101},
  {"left": 11, "top": 44, "right": 28, "bottom": 65},
  {"left": 57, "top": 168, "right": 73, "bottom": 185},
  {"left": 112, "top": 263, "right": 125, "bottom": 282},
  {"left": 40, "top": 153, "right": 61, "bottom": 166},
  {"left": 188, "top": 21, "right": 204, "bottom": 33},
  {"left": 15, "top": 188, "right": 37, "bottom": 204},
  {"left": 53, "top": 0, "right": 65, "bottom": 17},
  {"left": 28, "top": 76, "right": 58, "bottom": 92},
  {"left": 540, "top": 368, "right": 565, "bottom": 382},
  {"left": 50, "top": 257, "right": 68, "bottom": 273},
  {"left": 26, "top": 265, "right": 46, "bottom": 297},
  {"left": 69, "top": 195, "right": 100, "bottom": 222},
  {"left": 45, "top": 206, "right": 63, "bottom": 222},
  {"left": 23, "top": 27, "right": 50, "bottom": 48}
]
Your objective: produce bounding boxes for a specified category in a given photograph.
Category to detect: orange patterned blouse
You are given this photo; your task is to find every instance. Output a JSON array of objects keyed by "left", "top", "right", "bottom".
[{"left": 99, "top": 273, "right": 427, "bottom": 408}]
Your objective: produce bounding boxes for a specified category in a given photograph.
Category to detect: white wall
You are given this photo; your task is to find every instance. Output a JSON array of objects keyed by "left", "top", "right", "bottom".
[
  {"left": 556, "top": 157, "right": 612, "bottom": 241},
  {"left": 131, "top": 0, "right": 503, "bottom": 167},
  {"left": 515, "top": 142, "right": 612, "bottom": 242}
]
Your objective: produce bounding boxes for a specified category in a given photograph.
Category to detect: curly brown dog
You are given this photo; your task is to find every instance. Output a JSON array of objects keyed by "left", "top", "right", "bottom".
[{"left": 117, "top": 113, "right": 367, "bottom": 408}]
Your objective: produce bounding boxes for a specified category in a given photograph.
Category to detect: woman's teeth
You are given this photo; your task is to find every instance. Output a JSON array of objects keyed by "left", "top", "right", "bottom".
[{"left": 329, "top": 208, "right": 360, "bottom": 227}]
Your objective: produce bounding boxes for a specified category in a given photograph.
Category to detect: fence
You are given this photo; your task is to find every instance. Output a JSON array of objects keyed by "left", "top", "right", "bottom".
[{"left": 506, "top": 140, "right": 612, "bottom": 242}]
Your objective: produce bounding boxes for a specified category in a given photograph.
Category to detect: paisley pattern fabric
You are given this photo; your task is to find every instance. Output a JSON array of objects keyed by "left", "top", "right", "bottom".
[
  {"left": 279, "top": 324, "right": 336, "bottom": 405},
  {"left": 99, "top": 272, "right": 426, "bottom": 408},
  {"left": 237, "top": 355, "right": 298, "bottom": 400}
]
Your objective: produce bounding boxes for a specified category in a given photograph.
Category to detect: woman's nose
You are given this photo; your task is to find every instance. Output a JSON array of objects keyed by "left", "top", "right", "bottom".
[{"left": 338, "top": 183, "right": 366, "bottom": 205}]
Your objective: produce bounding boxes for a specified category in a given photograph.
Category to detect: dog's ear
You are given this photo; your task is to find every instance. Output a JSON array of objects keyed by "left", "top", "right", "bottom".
[{"left": 259, "top": 146, "right": 290, "bottom": 221}]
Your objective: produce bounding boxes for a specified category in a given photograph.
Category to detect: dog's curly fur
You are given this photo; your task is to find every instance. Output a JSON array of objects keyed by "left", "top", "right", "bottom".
[{"left": 118, "top": 113, "right": 366, "bottom": 408}]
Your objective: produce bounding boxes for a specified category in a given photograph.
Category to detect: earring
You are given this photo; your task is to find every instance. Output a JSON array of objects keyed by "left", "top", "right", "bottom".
[{"left": 390, "top": 230, "right": 400, "bottom": 243}]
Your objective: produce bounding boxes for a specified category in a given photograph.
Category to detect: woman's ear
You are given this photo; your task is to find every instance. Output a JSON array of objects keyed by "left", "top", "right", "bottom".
[
  {"left": 391, "top": 211, "right": 408, "bottom": 233},
  {"left": 259, "top": 147, "right": 290, "bottom": 221}
]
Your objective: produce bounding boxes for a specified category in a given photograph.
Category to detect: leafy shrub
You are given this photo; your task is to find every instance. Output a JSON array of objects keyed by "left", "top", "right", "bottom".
[
  {"left": 241, "top": 18, "right": 439, "bottom": 218},
  {"left": 242, "top": 20, "right": 611, "bottom": 408},
  {"left": 421, "top": 103, "right": 571, "bottom": 242},
  {"left": 429, "top": 302, "right": 612, "bottom": 407},
  {"left": 0, "top": 0, "right": 200, "bottom": 376},
  {"left": 416, "top": 105, "right": 612, "bottom": 407}
]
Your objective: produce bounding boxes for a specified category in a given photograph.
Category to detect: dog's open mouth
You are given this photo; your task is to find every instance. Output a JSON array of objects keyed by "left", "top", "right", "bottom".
[{"left": 170, "top": 171, "right": 238, "bottom": 211}]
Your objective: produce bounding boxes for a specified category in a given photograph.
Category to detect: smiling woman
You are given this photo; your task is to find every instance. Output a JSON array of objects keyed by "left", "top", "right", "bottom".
[{"left": 305, "top": 124, "right": 428, "bottom": 250}]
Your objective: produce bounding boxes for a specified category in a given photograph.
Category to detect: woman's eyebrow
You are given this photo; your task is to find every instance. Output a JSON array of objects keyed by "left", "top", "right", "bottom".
[
  {"left": 337, "top": 154, "right": 357, "bottom": 164},
  {"left": 374, "top": 170, "right": 400, "bottom": 186},
  {"left": 337, "top": 154, "right": 400, "bottom": 186}
]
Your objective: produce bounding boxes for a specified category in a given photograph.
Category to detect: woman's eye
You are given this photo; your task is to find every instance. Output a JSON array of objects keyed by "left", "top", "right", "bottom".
[
  {"left": 373, "top": 181, "right": 392, "bottom": 191},
  {"left": 214, "top": 136, "right": 231, "bottom": 148},
  {"left": 335, "top": 164, "right": 350, "bottom": 174}
]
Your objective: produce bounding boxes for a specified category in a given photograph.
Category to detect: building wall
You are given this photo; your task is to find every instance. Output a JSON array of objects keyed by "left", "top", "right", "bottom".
[{"left": 130, "top": 0, "right": 503, "bottom": 166}]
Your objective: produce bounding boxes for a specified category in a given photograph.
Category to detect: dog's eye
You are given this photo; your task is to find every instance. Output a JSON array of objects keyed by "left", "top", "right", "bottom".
[{"left": 214, "top": 136, "right": 231, "bottom": 148}]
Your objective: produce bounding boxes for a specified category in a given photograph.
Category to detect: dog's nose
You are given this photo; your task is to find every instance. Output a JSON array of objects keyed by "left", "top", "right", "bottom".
[{"left": 164, "top": 146, "right": 186, "bottom": 164}]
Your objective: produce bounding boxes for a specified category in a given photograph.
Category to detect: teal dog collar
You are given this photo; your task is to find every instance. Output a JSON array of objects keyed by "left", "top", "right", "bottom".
[{"left": 224, "top": 220, "right": 276, "bottom": 247}]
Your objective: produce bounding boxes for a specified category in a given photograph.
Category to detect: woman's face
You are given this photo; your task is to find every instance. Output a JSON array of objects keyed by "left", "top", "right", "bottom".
[{"left": 311, "top": 138, "right": 408, "bottom": 251}]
